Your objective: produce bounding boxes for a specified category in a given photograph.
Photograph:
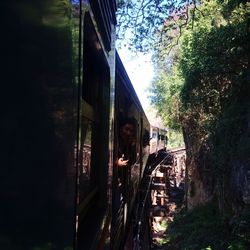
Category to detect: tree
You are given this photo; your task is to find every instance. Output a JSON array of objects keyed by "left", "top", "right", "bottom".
[{"left": 116, "top": 0, "right": 195, "bottom": 53}]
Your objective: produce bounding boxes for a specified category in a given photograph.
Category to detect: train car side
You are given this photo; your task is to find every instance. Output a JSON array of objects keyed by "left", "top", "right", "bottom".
[
  {"left": 111, "top": 53, "right": 151, "bottom": 249},
  {"left": 0, "top": 1, "right": 152, "bottom": 249},
  {"left": 0, "top": 1, "right": 117, "bottom": 249},
  {"left": 75, "top": 1, "right": 117, "bottom": 249},
  {"left": 150, "top": 125, "right": 168, "bottom": 154}
]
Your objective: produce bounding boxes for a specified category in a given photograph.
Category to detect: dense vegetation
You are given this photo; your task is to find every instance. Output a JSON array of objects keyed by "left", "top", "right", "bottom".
[
  {"left": 150, "top": 0, "right": 248, "bottom": 135},
  {"left": 149, "top": 0, "right": 249, "bottom": 247},
  {"left": 164, "top": 202, "right": 250, "bottom": 249},
  {"left": 149, "top": 0, "right": 249, "bottom": 196}
]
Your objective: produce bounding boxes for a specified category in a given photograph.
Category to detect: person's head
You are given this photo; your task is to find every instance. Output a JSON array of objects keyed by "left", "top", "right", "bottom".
[
  {"left": 142, "top": 129, "right": 150, "bottom": 147},
  {"left": 119, "top": 117, "right": 136, "bottom": 145}
]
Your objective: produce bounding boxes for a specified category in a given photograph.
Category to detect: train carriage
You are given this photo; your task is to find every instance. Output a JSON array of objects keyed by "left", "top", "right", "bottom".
[
  {"left": 75, "top": 0, "right": 117, "bottom": 249},
  {"left": 0, "top": 0, "right": 153, "bottom": 249},
  {"left": 111, "top": 53, "right": 151, "bottom": 249},
  {"left": 0, "top": 0, "right": 116, "bottom": 249},
  {"left": 150, "top": 126, "right": 168, "bottom": 154}
]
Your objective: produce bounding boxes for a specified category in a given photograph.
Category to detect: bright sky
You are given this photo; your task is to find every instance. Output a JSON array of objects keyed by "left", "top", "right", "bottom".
[{"left": 117, "top": 47, "right": 154, "bottom": 111}]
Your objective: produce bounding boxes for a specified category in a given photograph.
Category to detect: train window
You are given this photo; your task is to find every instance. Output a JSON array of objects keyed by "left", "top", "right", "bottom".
[
  {"left": 82, "top": 13, "right": 109, "bottom": 107},
  {"left": 158, "top": 134, "right": 164, "bottom": 140},
  {"left": 77, "top": 11, "right": 110, "bottom": 210},
  {"left": 79, "top": 117, "right": 92, "bottom": 201},
  {"left": 77, "top": 10, "right": 112, "bottom": 248},
  {"left": 152, "top": 132, "right": 157, "bottom": 139}
]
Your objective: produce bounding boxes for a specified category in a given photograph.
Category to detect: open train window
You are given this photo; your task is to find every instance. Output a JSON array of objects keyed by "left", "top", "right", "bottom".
[
  {"left": 78, "top": 11, "right": 110, "bottom": 219},
  {"left": 77, "top": 11, "right": 111, "bottom": 248},
  {"left": 79, "top": 117, "right": 92, "bottom": 200},
  {"left": 82, "top": 13, "right": 109, "bottom": 107}
]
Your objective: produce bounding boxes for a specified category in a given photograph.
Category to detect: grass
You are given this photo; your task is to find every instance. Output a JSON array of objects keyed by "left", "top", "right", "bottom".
[{"left": 162, "top": 202, "right": 250, "bottom": 250}]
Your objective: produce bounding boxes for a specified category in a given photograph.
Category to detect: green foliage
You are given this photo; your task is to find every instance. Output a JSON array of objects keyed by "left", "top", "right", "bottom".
[
  {"left": 116, "top": 0, "right": 194, "bottom": 52},
  {"left": 164, "top": 202, "right": 250, "bottom": 250},
  {"left": 165, "top": 202, "right": 227, "bottom": 249},
  {"left": 149, "top": 62, "right": 184, "bottom": 131},
  {"left": 178, "top": 0, "right": 249, "bottom": 211},
  {"left": 149, "top": 0, "right": 249, "bottom": 220},
  {"left": 168, "top": 129, "right": 184, "bottom": 148},
  {"left": 180, "top": 1, "right": 248, "bottom": 120},
  {"left": 149, "top": 0, "right": 249, "bottom": 141}
]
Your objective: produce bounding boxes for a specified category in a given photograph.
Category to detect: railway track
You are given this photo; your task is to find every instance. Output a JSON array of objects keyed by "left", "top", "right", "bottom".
[
  {"left": 132, "top": 148, "right": 186, "bottom": 249},
  {"left": 148, "top": 149, "right": 186, "bottom": 249}
]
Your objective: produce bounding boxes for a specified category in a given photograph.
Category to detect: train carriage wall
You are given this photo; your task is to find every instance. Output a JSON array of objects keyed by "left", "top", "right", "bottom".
[{"left": 0, "top": 0, "right": 116, "bottom": 249}]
